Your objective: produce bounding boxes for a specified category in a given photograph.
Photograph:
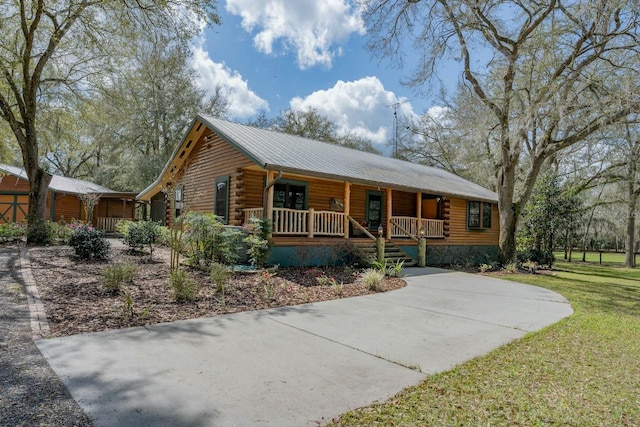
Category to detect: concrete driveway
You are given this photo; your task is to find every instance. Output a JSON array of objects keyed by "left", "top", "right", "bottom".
[{"left": 37, "top": 267, "right": 572, "bottom": 426}]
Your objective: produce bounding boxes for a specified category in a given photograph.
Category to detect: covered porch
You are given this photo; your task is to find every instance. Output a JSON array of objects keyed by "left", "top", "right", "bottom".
[
  {"left": 93, "top": 195, "right": 138, "bottom": 232},
  {"left": 242, "top": 172, "right": 445, "bottom": 242}
]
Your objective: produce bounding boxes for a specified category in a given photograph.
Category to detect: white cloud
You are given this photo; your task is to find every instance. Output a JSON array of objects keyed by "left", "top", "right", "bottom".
[
  {"left": 289, "top": 76, "right": 418, "bottom": 145},
  {"left": 191, "top": 44, "right": 269, "bottom": 119},
  {"left": 226, "top": 0, "right": 365, "bottom": 69}
]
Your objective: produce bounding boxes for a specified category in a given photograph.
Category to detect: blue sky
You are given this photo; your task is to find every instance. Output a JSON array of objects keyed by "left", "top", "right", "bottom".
[{"left": 191, "top": 0, "right": 461, "bottom": 149}]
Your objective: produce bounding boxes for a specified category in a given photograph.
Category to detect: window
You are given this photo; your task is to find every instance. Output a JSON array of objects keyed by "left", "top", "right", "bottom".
[
  {"left": 467, "top": 201, "right": 492, "bottom": 230},
  {"left": 215, "top": 176, "right": 229, "bottom": 223},
  {"left": 174, "top": 185, "right": 183, "bottom": 218},
  {"left": 272, "top": 179, "right": 308, "bottom": 210}
]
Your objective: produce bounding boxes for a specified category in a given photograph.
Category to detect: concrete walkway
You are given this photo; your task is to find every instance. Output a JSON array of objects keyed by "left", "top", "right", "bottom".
[{"left": 36, "top": 267, "right": 572, "bottom": 427}]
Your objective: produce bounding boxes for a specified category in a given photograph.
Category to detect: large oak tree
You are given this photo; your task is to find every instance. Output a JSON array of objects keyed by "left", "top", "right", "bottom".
[
  {"left": 0, "top": 0, "right": 218, "bottom": 242},
  {"left": 361, "top": 0, "right": 640, "bottom": 263}
]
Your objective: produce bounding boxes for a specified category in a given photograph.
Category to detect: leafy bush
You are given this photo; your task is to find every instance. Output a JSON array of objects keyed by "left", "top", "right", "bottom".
[
  {"left": 0, "top": 222, "right": 26, "bottom": 243},
  {"left": 115, "top": 219, "right": 134, "bottom": 236},
  {"left": 26, "top": 219, "right": 54, "bottom": 245},
  {"left": 517, "top": 248, "right": 554, "bottom": 268},
  {"left": 182, "top": 212, "right": 241, "bottom": 267},
  {"left": 49, "top": 221, "right": 73, "bottom": 241},
  {"left": 156, "top": 226, "right": 172, "bottom": 247},
  {"left": 123, "top": 220, "right": 160, "bottom": 257},
  {"left": 169, "top": 269, "right": 200, "bottom": 302},
  {"left": 101, "top": 263, "right": 136, "bottom": 294},
  {"left": 479, "top": 263, "right": 493, "bottom": 273},
  {"left": 244, "top": 217, "right": 271, "bottom": 268},
  {"left": 503, "top": 262, "right": 519, "bottom": 273},
  {"left": 67, "top": 224, "right": 111, "bottom": 260},
  {"left": 359, "top": 268, "right": 385, "bottom": 292}
]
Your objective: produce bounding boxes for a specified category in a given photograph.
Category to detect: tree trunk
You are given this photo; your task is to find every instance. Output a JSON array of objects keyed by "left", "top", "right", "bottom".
[
  {"left": 26, "top": 167, "right": 52, "bottom": 228},
  {"left": 497, "top": 167, "right": 518, "bottom": 265},
  {"left": 625, "top": 190, "right": 638, "bottom": 268},
  {"left": 23, "top": 133, "right": 53, "bottom": 243}
]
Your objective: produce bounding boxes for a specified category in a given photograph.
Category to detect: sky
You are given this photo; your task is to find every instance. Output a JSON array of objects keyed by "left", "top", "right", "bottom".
[{"left": 190, "top": 0, "right": 461, "bottom": 151}]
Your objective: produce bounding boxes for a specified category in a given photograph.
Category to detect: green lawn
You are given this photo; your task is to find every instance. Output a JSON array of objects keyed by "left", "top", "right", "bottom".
[
  {"left": 332, "top": 261, "right": 640, "bottom": 426},
  {"left": 554, "top": 250, "right": 632, "bottom": 265}
]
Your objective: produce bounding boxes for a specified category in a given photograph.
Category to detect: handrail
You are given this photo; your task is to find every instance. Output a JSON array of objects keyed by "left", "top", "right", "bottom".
[
  {"left": 389, "top": 218, "right": 419, "bottom": 242},
  {"left": 348, "top": 216, "right": 377, "bottom": 241}
]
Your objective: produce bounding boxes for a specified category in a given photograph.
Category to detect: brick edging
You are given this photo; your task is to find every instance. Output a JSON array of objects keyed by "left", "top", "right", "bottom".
[{"left": 20, "top": 247, "right": 51, "bottom": 339}]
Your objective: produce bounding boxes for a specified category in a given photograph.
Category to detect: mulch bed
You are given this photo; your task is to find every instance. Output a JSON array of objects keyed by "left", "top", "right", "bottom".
[{"left": 29, "top": 244, "right": 405, "bottom": 338}]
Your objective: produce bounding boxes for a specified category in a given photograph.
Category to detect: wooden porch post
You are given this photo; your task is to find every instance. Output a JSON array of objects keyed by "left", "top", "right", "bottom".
[
  {"left": 416, "top": 192, "right": 422, "bottom": 220},
  {"left": 343, "top": 181, "right": 350, "bottom": 239},
  {"left": 308, "top": 208, "right": 315, "bottom": 238},
  {"left": 122, "top": 199, "right": 126, "bottom": 220},
  {"left": 386, "top": 188, "right": 392, "bottom": 240},
  {"left": 265, "top": 170, "right": 275, "bottom": 223}
]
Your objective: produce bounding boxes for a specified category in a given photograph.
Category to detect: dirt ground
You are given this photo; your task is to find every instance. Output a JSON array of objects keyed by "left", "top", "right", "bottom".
[{"left": 29, "top": 244, "right": 405, "bottom": 337}]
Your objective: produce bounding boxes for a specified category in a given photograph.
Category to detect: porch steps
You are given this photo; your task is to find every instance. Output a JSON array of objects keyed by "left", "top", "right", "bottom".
[{"left": 352, "top": 241, "right": 417, "bottom": 267}]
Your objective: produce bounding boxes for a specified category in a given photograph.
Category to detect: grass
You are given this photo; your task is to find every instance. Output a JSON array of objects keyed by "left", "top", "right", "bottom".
[
  {"left": 331, "top": 260, "right": 640, "bottom": 426},
  {"left": 554, "top": 250, "right": 634, "bottom": 265}
]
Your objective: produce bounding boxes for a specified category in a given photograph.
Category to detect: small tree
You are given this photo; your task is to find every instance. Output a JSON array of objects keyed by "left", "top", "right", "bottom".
[
  {"left": 518, "top": 172, "right": 583, "bottom": 267},
  {"left": 244, "top": 217, "right": 272, "bottom": 268},
  {"left": 79, "top": 193, "right": 101, "bottom": 224}
]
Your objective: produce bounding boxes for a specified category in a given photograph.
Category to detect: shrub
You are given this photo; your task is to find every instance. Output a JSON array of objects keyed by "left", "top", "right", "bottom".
[
  {"left": 101, "top": 263, "right": 136, "bottom": 295},
  {"left": 479, "top": 263, "right": 493, "bottom": 273},
  {"left": 244, "top": 217, "right": 271, "bottom": 268},
  {"left": 359, "top": 268, "right": 385, "bottom": 292},
  {"left": 522, "top": 260, "right": 538, "bottom": 274},
  {"left": 169, "top": 269, "right": 200, "bottom": 302},
  {"left": 182, "top": 212, "right": 240, "bottom": 267},
  {"left": 369, "top": 259, "right": 404, "bottom": 277},
  {"left": 387, "top": 260, "right": 405, "bottom": 277},
  {"left": 210, "top": 263, "right": 230, "bottom": 307},
  {"left": 156, "top": 226, "right": 172, "bottom": 247},
  {"left": 517, "top": 248, "right": 554, "bottom": 268},
  {"left": 0, "top": 222, "right": 26, "bottom": 243},
  {"left": 41, "top": 219, "right": 73, "bottom": 243},
  {"left": 503, "top": 262, "right": 519, "bottom": 273},
  {"left": 369, "top": 258, "right": 388, "bottom": 274},
  {"left": 123, "top": 220, "right": 160, "bottom": 258},
  {"left": 115, "top": 219, "right": 134, "bottom": 236},
  {"left": 122, "top": 292, "right": 134, "bottom": 322},
  {"left": 67, "top": 224, "right": 110, "bottom": 260},
  {"left": 26, "top": 219, "right": 54, "bottom": 245}
]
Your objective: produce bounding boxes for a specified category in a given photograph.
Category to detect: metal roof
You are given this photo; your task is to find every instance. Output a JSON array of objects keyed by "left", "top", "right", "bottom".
[
  {"left": 0, "top": 163, "right": 130, "bottom": 196},
  {"left": 198, "top": 115, "right": 498, "bottom": 203}
]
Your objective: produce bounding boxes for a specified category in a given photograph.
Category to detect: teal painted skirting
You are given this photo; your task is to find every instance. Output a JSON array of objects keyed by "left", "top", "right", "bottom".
[
  {"left": 268, "top": 243, "right": 499, "bottom": 267},
  {"left": 268, "top": 245, "right": 358, "bottom": 267},
  {"left": 398, "top": 244, "right": 499, "bottom": 266}
]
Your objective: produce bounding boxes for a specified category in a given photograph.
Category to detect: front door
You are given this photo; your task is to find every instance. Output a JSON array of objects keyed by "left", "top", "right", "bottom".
[{"left": 366, "top": 191, "right": 383, "bottom": 228}]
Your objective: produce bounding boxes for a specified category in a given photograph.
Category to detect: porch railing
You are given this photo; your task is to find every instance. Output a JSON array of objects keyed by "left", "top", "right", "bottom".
[
  {"left": 243, "top": 208, "right": 344, "bottom": 237},
  {"left": 96, "top": 217, "right": 122, "bottom": 233},
  {"left": 243, "top": 208, "right": 263, "bottom": 223},
  {"left": 243, "top": 209, "right": 444, "bottom": 239},
  {"left": 390, "top": 216, "right": 444, "bottom": 239}
]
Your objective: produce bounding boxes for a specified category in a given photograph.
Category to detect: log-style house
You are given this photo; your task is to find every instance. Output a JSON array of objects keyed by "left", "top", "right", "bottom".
[
  {"left": 137, "top": 115, "right": 500, "bottom": 266},
  {"left": 0, "top": 164, "right": 137, "bottom": 231}
]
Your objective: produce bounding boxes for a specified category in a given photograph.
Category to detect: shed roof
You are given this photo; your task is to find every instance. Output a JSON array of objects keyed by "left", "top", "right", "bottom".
[
  {"left": 0, "top": 163, "right": 133, "bottom": 196},
  {"left": 138, "top": 115, "right": 498, "bottom": 203}
]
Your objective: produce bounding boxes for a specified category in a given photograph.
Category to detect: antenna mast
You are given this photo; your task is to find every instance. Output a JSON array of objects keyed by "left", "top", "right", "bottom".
[{"left": 386, "top": 100, "right": 408, "bottom": 157}]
